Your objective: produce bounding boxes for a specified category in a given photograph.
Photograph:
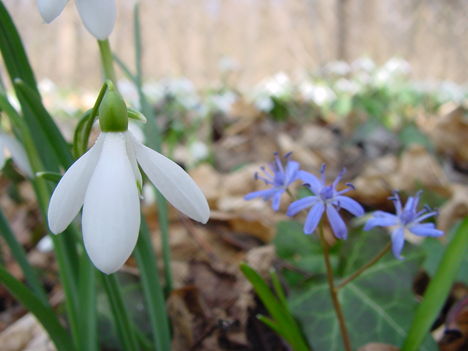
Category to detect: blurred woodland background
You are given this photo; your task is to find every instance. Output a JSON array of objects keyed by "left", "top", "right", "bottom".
[{"left": 3, "top": 0, "right": 468, "bottom": 90}]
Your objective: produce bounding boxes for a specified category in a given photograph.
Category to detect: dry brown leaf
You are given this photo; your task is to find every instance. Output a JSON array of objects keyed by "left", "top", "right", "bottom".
[
  {"left": 353, "top": 155, "right": 397, "bottom": 206},
  {"left": 0, "top": 314, "right": 54, "bottom": 351},
  {"left": 391, "top": 144, "right": 450, "bottom": 193},
  {"left": 429, "top": 104, "right": 468, "bottom": 169},
  {"left": 438, "top": 184, "right": 468, "bottom": 232}
]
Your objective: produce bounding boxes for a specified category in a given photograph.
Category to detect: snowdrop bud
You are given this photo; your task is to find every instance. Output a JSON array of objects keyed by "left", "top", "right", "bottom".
[{"left": 99, "top": 83, "right": 128, "bottom": 132}]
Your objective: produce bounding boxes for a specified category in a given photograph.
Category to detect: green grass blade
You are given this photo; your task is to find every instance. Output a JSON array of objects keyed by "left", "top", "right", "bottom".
[
  {"left": 77, "top": 258, "right": 98, "bottom": 351},
  {"left": 134, "top": 216, "right": 172, "bottom": 350},
  {"left": 0, "top": 266, "right": 75, "bottom": 351},
  {"left": 0, "top": 209, "right": 48, "bottom": 303},
  {"left": 257, "top": 314, "right": 281, "bottom": 334},
  {"left": 0, "top": 1, "right": 38, "bottom": 91},
  {"left": 240, "top": 263, "right": 310, "bottom": 351},
  {"left": 14, "top": 80, "right": 73, "bottom": 167},
  {"left": 100, "top": 274, "right": 139, "bottom": 351},
  {"left": 402, "top": 217, "right": 468, "bottom": 351}
]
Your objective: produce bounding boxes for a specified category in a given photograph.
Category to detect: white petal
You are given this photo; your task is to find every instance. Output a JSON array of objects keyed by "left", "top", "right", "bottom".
[
  {"left": 47, "top": 135, "right": 104, "bottom": 234},
  {"left": 1, "top": 134, "right": 33, "bottom": 177},
  {"left": 36, "top": 0, "right": 68, "bottom": 23},
  {"left": 82, "top": 133, "right": 140, "bottom": 274},
  {"left": 75, "top": 0, "right": 116, "bottom": 40},
  {"left": 125, "top": 132, "right": 142, "bottom": 190},
  {"left": 134, "top": 138, "right": 210, "bottom": 223}
]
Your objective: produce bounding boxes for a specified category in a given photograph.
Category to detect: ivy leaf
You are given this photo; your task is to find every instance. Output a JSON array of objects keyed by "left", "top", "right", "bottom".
[
  {"left": 286, "top": 229, "right": 438, "bottom": 351},
  {"left": 274, "top": 221, "right": 340, "bottom": 285}
]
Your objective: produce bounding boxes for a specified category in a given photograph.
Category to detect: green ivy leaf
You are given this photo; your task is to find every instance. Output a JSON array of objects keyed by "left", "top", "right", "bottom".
[{"left": 286, "top": 229, "right": 438, "bottom": 351}]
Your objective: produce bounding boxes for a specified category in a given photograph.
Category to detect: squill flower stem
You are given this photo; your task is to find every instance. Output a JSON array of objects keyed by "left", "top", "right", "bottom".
[
  {"left": 337, "top": 242, "right": 391, "bottom": 290},
  {"left": 98, "top": 40, "right": 117, "bottom": 84},
  {"left": 318, "top": 224, "right": 352, "bottom": 351}
]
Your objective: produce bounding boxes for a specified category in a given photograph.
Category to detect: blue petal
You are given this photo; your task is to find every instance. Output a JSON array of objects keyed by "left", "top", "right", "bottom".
[
  {"left": 244, "top": 188, "right": 278, "bottom": 201},
  {"left": 297, "top": 170, "right": 322, "bottom": 194},
  {"left": 271, "top": 189, "right": 285, "bottom": 211},
  {"left": 409, "top": 224, "right": 444, "bottom": 237},
  {"left": 304, "top": 202, "right": 324, "bottom": 234},
  {"left": 286, "top": 196, "right": 318, "bottom": 216},
  {"left": 326, "top": 204, "right": 348, "bottom": 239},
  {"left": 284, "top": 160, "right": 300, "bottom": 185},
  {"left": 391, "top": 227, "right": 405, "bottom": 260},
  {"left": 364, "top": 211, "right": 398, "bottom": 230},
  {"left": 404, "top": 196, "right": 416, "bottom": 213},
  {"left": 334, "top": 196, "right": 364, "bottom": 217}
]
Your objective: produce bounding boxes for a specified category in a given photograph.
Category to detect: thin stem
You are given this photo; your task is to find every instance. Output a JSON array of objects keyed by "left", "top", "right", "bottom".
[
  {"left": 318, "top": 225, "right": 352, "bottom": 351},
  {"left": 97, "top": 40, "right": 117, "bottom": 84},
  {"left": 337, "top": 241, "right": 391, "bottom": 290}
]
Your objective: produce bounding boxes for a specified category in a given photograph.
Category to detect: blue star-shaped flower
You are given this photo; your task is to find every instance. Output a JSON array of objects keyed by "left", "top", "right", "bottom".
[
  {"left": 364, "top": 191, "right": 444, "bottom": 259},
  {"left": 287, "top": 164, "right": 364, "bottom": 239},
  {"left": 244, "top": 152, "right": 300, "bottom": 211}
]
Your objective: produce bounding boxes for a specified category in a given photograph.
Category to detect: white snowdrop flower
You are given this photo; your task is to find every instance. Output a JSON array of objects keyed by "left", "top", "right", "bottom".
[
  {"left": 300, "top": 82, "right": 336, "bottom": 106},
  {"left": 209, "top": 91, "right": 237, "bottom": 113},
  {"left": 254, "top": 95, "right": 274, "bottom": 112},
  {"left": 36, "top": 0, "right": 116, "bottom": 40},
  {"left": 351, "top": 57, "right": 375, "bottom": 73},
  {"left": 334, "top": 78, "right": 360, "bottom": 95},
  {"left": 0, "top": 132, "right": 33, "bottom": 177},
  {"left": 48, "top": 84, "right": 210, "bottom": 274},
  {"left": 37, "top": 236, "right": 54, "bottom": 253},
  {"left": 262, "top": 72, "right": 291, "bottom": 97},
  {"left": 127, "top": 122, "right": 145, "bottom": 144},
  {"left": 189, "top": 141, "right": 209, "bottom": 162},
  {"left": 384, "top": 58, "right": 411, "bottom": 76},
  {"left": 324, "top": 61, "right": 350, "bottom": 76}
]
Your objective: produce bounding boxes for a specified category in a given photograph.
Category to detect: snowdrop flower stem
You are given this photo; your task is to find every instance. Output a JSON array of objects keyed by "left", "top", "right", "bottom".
[
  {"left": 98, "top": 40, "right": 117, "bottom": 84},
  {"left": 318, "top": 223, "right": 353, "bottom": 351}
]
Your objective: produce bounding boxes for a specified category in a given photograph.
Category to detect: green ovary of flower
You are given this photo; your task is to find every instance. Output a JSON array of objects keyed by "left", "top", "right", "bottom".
[{"left": 99, "top": 83, "right": 128, "bottom": 132}]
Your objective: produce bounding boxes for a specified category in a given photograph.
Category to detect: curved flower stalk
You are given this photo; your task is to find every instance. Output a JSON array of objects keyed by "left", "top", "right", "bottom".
[
  {"left": 244, "top": 152, "right": 300, "bottom": 211},
  {"left": 0, "top": 132, "right": 33, "bottom": 177},
  {"left": 364, "top": 191, "right": 443, "bottom": 259},
  {"left": 36, "top": 0, "right": 116, "bottom": 40},
  {"left": 287, "top": 165, "right": 364, "bottom": 239},
  {"left": 48, "top": 86, "right": 210, "bottom": 274}
]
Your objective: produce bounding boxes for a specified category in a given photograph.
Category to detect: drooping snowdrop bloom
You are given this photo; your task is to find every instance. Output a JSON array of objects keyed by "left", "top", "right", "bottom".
[
  {"left": 287, "top": 165, "right": 364, "bottom": 238},
  {"left": 0, "top": 132, "right": 33, "bottom": 177},
  {"left": 36, "top": 0, "right": 116, "bottom": 40},
  {"left": 364, "top": 191, "right": 443, "bottom": 259},
  {"left": 245, "top": 153, "right": 300, "bottom": 211},
  {"left": 48, "top": 85, "right": 210, "bottom": 274}
]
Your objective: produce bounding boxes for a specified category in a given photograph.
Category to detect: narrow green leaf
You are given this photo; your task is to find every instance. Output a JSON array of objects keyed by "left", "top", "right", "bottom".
[
  {"left": 402, "top": 217, "right": 468, "bottom": 351},
  {"left": 257, "top": 314, "right": 281, "bottom": 334},
  {"left": 134, "top": 217, "right": 172, "bottom": 351},
  {"left": 0, "top": 266, "right": 74, "bottom": 351},
  {"left": 0, "top": 209, "right": 47, "bottom": 303},
  {"left": 77, "top": 259, "right": 97, "bottom": 351},
  {"left": 35, "top": 171, "right": 62, "bottom": 183},
  {"left": 14, "top": 80, "right": 73, "bottom": 167},
  {"left": 240, "top": 263, "right": 310, "bottom": 351},
  {"left": 0, "top": 2, "right": 38, "bottom": 90},
  {"left": 100, "top": 274, "right": 139, "bottom": 351}
]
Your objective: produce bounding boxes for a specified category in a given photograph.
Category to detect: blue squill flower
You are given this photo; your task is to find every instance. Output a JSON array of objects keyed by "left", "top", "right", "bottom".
[
  {"left": 244, "top": 152, "right": 300, "bottom": 211},
  {"left": 287, "top": 164, "right": 364, "bottom": 239},
  {"left": 364, "top": 191, "right": 444, "bottom": 259}
]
